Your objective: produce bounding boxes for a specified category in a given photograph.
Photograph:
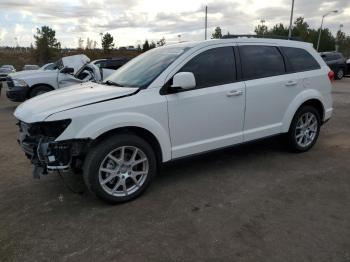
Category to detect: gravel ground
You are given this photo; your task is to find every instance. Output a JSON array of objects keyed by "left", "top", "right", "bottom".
[{"left": 0, "top": 79, "right": 349, "bottom": 262}]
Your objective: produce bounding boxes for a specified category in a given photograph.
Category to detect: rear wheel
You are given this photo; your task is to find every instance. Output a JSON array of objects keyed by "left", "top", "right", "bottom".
[
  {"left": 29, "top": 85, "right": 52, "bottom": 98},
  {"left": 287, "top": 106, "right": 321, "bottom": 152},
  {"left": 83, "top": 134, "right": 157, "bottom": 203}
]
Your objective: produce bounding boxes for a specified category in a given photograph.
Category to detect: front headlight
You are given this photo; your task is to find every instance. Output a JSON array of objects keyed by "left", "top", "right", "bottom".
[
  {"left": 26, "top": 119, "right": 72, "bottom": 139},
  {"left": 13, "top": 79, "right": 28, "bottom": 87}
]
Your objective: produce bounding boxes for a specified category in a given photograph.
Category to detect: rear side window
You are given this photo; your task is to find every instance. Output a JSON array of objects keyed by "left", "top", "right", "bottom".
[
  {"left": 282, "top": 47, "right": 320, "bottom": 72},
  {"left": 179, "top": 47, "right": 236, "bottom": 89},
  {"left": 239, "top": 45, "right": 285, "bottom": 80}
]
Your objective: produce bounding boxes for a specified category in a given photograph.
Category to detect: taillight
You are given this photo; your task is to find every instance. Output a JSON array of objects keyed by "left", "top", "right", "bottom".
[{"left": 328, "top": 70, "right": 335, "bottom": 82}]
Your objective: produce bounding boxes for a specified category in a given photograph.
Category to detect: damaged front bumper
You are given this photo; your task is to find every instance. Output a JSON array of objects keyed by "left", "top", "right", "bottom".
[{"left": 17, "top": 120, "right": 90, "bottom": 178}]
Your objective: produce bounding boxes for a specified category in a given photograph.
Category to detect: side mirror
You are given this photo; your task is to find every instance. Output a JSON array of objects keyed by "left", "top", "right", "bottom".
[
  {"left": 171, "top": 72, "right": 196, "bottom": 90},
  {"left": 60, "top": 67, "right": 74, "bottom": 74}
]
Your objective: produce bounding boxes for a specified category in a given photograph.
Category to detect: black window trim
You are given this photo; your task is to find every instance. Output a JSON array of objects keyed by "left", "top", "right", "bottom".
[
  {"left": 160, "top": 46, "right": 238, "bottom": 95},
  {"left": 237, "top": 44, "right": 287, "bottom": 81}
]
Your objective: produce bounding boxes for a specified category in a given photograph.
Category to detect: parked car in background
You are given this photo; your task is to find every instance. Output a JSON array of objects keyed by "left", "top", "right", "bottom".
[
  {"left": 23, "top": 65, "right": 40, "bottom": 71},
  {"left": 14, "top": 38, "right": 333, "bottom": 203},
  {"left": 92, "top": 57, "right": 130, "bottom": 70},
  {"left": 0, "top": 65, "right": 16, "bottom": 82},
  {"left": 347, "top": 58, "right": 350, "bottom": 75},
  {"left": 320, "top": 51, "right": 347, "bottom": 80},
  {"left": 5, "top": 54, "right": 115, "bottom": 102},
  {"left": 0, "top": 65, "right": 16, "bottom": 96}
]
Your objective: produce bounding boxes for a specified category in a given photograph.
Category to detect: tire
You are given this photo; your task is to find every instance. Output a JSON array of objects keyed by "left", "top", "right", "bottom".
[
  {"left": 287, "top": 106, "right": 321, "bottom": 152},
  {"left": 335, "top": 68, "right": 344, "bottom": 80},
  {"left": 29, "top": 85, "right": 52, "bottom": 98},
  {"left": 83, "top": 134, "right": 157, "bottom": 203}
]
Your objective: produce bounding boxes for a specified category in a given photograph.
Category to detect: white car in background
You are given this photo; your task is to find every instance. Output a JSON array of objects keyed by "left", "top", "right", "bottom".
[
  {"left": 5, "top": 54, "right": 115, "bottom": 102},
  {"left": 14, "top": 38, "right": 333, "bottom": 203}
]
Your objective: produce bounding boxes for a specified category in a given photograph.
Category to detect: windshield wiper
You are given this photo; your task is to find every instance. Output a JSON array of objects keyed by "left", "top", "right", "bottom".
[{"left": 103, "top": 80, "right": 125, "bottom": 87}]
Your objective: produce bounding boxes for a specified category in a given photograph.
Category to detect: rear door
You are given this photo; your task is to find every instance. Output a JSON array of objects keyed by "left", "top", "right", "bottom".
[{"left": 238, "top": 44, "right": 303, "bottom": 141}]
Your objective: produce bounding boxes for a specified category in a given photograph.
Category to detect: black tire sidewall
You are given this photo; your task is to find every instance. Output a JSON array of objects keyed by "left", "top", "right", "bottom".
[
  {"left": 83, "top": 134, "right": 157, "bottom": 203},
  {"left": 288, "top": 106, "right": 321, "bottom": 152}
]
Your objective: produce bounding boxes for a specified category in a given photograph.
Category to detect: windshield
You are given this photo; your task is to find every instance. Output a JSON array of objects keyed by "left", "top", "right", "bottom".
[
  {"left": 40, "top": 62, "right": 58, "bottom": 70},
  {"left": 104, "top": 46, "right": 189, "bottom": 88}
]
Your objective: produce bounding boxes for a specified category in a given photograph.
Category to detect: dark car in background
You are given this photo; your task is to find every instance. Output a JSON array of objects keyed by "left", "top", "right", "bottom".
[
  {"left": 320, "top": 52, "right": 347, "bottom": 80},
  {"left": 92, "top": 57, "right": 131, "bottom": 70},
  {"left": 0, "top": 65, "right": 16, "bottom": 96},
  {"left": 0, "top": 65, "right": 16, "bottom": 82}
]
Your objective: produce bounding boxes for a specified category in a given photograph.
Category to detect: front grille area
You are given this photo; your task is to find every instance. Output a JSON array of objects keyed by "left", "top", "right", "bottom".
[{"left": 6, "top": 77, "right": 14, "bottom": 88}]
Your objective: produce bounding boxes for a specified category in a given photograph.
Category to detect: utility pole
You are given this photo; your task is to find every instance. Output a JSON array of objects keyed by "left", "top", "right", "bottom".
[
  {"left": 205, "top": 5, "right": 208, "bottom": 40},
  {"left": 288, "top": 0, "right": 295, "bottom": 39}
]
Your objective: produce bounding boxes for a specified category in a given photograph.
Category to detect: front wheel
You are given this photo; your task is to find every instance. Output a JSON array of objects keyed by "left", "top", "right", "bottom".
[
  {"left": 83, "top": 134, "right": 157, "bottom": 203},
  {"left": 287, "top": 106, "right": 321, "bottom": 152}
]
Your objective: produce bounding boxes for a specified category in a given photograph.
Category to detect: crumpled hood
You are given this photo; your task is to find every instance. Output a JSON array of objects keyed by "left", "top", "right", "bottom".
[
  {"left": 62, "top": 54, "right": 90, "bottom": 74},
  {"left": 14, "top": 82, "right": 138, "bottom": 123}
]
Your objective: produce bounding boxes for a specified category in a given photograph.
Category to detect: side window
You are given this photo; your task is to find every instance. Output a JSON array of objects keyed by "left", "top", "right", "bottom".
[
  {"left": 282, "top": 47, "right": 320, "bottom": 72},
  {"left": 239, "top": 45, "right": 285, "bottom": 80},
  {"left": 178, "top": 47, "right": 236, "bottom": 89}
]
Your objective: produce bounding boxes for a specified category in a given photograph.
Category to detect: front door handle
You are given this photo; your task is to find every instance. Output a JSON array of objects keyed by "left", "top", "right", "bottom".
[
  {"left": 285, "top": 81, "right": 297, "bottom": 87},
  {"left": 226, "top": 90, "right": 243, "bottom": 97}
]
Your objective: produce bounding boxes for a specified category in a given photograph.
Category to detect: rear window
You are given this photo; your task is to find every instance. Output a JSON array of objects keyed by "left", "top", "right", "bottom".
[
  {"left": 321, "top": 53, "right": 337, "bottom": 61},
  {"left": 239, "top": 45, "right": 285, "bottom": 80},
  {"left": 282, "top": 47, "right": 320, "bottom": 72}
]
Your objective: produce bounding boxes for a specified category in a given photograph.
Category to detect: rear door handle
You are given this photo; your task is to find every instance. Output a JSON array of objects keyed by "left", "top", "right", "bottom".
[
  {"left": 226, "top": 90, "right": 243, "bottom": 97},
  {"left": 285, "top": 81, "right": 297, "bottom": 87}
]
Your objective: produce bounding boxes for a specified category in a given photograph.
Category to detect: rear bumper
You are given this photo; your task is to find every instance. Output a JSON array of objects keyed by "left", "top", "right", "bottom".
[{"left": 324, "top": 108, "right": 333, "bottom": 123}]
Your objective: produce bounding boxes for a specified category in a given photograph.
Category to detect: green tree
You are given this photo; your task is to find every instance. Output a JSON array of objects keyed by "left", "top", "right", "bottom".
[
  {"left": 34, "top": 26, "right": 60, "bottom": 63},
  {"left": 149, "top": 41, "right": 156, "bottom": 49},
  {"left": 253, "top": 17, "right": 339, "bottom": 52},
  {"left": 269, "top": 23, "right": 288, "bottom": 36},
  {"left": 212, "top": 26, "right": 222, "bottom": 39},
  {"left": 254, "top": 21, "right": 268, "bottom": 36},
  {"left": 292, "top": 17, "right": 310, "bottom": 40},
  {"left": 142, "top": 40, "right": 150, "bottom": 52},
  {"left": 101, "top": 33, "right": 114, "bottom": 52},
  {"left": 157, "top": 37, "right": 166, "bottom": 47}
]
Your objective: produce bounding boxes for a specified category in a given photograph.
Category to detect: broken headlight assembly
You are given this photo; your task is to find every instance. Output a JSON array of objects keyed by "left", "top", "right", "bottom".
[
  {"left": 18, "top": 119, "right": 75, "bottom": 177},
  {"left": 26, "top": 119, "right": 72, "bottom": 138}
]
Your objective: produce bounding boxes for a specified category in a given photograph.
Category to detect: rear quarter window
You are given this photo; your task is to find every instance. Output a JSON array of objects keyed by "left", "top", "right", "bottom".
[
  {"left": 282, "top": 47, "right": 320, "bottom": 72},
  {"left": 239, "top": 45, "right": 285, "bottom": 80}
]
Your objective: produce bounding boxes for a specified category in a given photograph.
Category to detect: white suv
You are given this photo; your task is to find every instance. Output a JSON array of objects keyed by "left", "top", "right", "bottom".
[{"left": 14, "top": 38, "right": 333, "bottom": 203}]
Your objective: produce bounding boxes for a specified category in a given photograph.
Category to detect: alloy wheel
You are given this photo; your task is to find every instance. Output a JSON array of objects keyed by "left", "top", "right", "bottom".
[
  {"left": 98, "top": 146, "right": 149, "bottom": 197},
  {"left": 295, "top": 112, "right": 318, "bottom": 148}
]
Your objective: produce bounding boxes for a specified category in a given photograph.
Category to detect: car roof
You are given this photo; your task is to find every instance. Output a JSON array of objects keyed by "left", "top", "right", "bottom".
[
  {"left": 320, "top": 51, "right": 341, "bottom": 55},
  {"left": 164, "top": 38, "right": 314, "bottom": 50}
]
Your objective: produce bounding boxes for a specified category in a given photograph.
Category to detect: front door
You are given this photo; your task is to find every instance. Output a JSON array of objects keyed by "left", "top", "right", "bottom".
[{"left": 165, "top": 46, "right": 245, "bottom": 159}]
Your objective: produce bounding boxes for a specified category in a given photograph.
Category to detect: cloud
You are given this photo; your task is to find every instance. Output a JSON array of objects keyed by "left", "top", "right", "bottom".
[{"left": 0, "top": 0, "right": 349, "bottom": 47}]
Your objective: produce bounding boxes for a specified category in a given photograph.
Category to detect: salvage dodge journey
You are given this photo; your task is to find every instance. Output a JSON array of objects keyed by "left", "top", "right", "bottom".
[{"left": 14, "top": 38, "right": 333, "bottom": 203}]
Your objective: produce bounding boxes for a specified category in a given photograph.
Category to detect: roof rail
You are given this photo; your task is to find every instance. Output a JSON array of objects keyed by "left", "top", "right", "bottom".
[{"left": 221, "top": 34, "right": 303, "bottom": 41}]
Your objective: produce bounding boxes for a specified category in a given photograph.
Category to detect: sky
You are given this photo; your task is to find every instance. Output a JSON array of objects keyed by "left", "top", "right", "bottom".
[{"left": 0, "top": 0, "right": 349, "bottom": 48}]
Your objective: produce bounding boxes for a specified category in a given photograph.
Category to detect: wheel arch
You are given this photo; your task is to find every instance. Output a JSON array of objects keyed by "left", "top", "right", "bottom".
[
  {"left": 27, "top": 83, "right": 55, "bottom": 98},
  {"left": 91, "top": 126, "right": 164, "bottom": 166},
  {"left": 282, "top": 91, "right": 326, "bottom": 133}
]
